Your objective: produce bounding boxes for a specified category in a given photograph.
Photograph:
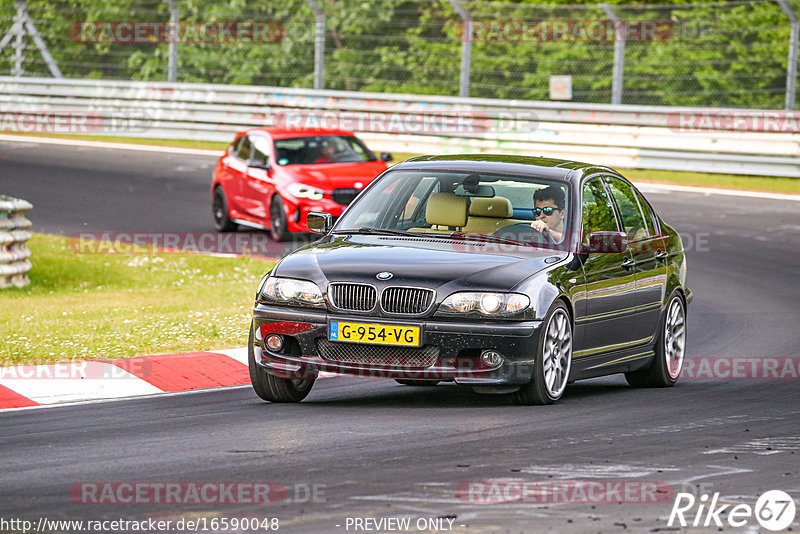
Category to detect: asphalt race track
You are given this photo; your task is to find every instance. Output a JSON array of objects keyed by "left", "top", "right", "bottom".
[{"left": 1, "top": 139, "right": 799, "bottom": 533}]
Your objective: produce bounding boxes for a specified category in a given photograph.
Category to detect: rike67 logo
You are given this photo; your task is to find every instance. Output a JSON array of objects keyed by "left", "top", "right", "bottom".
[{"left": 669, "top": 490, "right": 796, "bottom": 531}]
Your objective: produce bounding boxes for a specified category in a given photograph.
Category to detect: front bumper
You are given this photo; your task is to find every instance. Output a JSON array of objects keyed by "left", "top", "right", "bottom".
[{"left": 251, "top": 304, "right": 543, "bottom": 385}]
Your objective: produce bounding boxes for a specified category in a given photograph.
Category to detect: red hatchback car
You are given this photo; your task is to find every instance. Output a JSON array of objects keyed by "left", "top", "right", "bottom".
[{"left": 212, "top": 128, "right": 391, "bottom": 241}]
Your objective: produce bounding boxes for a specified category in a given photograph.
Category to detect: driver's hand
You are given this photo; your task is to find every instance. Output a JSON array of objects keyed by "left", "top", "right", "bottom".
[{"left": 530, "top": 220, "right": 549, "bottom": 234}]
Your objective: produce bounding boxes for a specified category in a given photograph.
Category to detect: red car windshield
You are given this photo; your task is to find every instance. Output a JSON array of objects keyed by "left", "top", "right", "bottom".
[{"left": 274, "top": 135, "right": 378, "bottom": 165}]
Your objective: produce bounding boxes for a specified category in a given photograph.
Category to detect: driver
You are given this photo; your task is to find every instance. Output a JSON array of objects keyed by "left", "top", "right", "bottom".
[
  {"left": 529, "top": 185, "right": 565, "bottom": 242},
  {"left": 492, "top": 185, "right": 566, "bottom": 243},
  {"left": 315, "top": 142, "right": 337, "bottom": 163}
]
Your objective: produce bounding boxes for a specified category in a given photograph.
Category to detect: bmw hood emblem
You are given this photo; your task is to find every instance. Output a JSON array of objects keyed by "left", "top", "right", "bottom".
[{"left": 376, "top": 271, "right": 393, "bottom": 280}]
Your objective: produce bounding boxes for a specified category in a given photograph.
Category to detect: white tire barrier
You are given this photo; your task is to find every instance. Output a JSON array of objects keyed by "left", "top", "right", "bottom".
[{"left": 0, "top": 195, "right": 33, "bottom": 288}]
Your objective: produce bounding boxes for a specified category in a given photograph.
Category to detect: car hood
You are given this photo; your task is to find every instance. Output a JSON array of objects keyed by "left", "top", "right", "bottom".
[
  {"left": 273, "top": 235, "right": 566, "bottom": 293},
  {"left": 277, "top": 161, "right": 387, "bottom": 190}
]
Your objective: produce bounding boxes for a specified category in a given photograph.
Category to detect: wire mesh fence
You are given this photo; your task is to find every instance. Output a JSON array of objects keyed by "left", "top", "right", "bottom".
[{"left": 1, "top": 0, "right": 798, "bottom": 109}]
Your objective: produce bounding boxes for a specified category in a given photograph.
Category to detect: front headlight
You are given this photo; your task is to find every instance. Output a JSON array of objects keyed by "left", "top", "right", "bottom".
[
  {"left": 287, "top": 183, "right": 325, "bottom": 200},
  {"left": 258, "top": 276, "right": 325, "bottom": 308},
  {"left": 436, "top": 292, "right": 532, "bottom": 319}
]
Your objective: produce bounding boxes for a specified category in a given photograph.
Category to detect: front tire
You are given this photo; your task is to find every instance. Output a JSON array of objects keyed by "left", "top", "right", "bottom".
[
  {"left": 248, "top": 323, "right": 315, "bottom": 402},
  {"left": 212, "top": 187, "right": 237, "bottom": 232},
  {"left": 625, "top": 292, "right": 686, "bottom": 388},
  {"left": 269, "top": 196, "right": 291, "bottom": 242},
  {"left": 514, "top": 301, "right": 572, "bottom": 405}
]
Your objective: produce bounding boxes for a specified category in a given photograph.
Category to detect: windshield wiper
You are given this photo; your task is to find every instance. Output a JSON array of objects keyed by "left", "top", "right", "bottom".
[
  {"left": 333, "top": 227, "right": 432, "bottom": 238},
  {"left": 451, "top": 232, "right": 537, "bottom": 248}
]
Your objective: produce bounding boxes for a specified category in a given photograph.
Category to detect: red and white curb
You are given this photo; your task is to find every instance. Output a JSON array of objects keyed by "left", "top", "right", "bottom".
[{"left": 0, "top": 348, "right": 253, "bottom": 410}]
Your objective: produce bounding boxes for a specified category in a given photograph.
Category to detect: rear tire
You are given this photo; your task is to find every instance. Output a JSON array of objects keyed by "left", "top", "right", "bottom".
[
  {"left": 248, "top": 323, "right": 315, "bottom": 402},
  {"left": 395, "top": 379, "right": 440, "bottom": 386},
  {"left": 269, "top": 196, "right": 291, "bottom": 242},
  {"left": 514, "top": 301, "right": 572, "bottom": 405},
  {"left": 625, "top": 292, "right": 686, "bottom": 388},
  {"left": 213, "top": 187, "right": 237, "bottom": 232}
]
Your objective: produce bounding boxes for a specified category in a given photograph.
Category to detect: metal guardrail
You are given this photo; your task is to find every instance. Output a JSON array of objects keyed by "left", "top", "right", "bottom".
[
  {"left": 2, "top": 77, "right": 800, "bottom": 177},
  {"left": 0, "top": 195, "right": 32, "bottom": 288}
]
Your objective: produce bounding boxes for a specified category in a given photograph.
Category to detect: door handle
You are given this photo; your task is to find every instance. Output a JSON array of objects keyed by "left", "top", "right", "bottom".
[
  {"left": 655, "top": 250, "right": 668, "bottom": 260},
  {"left": 621, "top": 258, "right": 635, "bottom": 269}
]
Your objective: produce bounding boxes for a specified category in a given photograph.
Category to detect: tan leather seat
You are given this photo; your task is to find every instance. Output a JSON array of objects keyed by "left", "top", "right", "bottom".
[
  {"left": 462, "top": 196, "right": 519, "bottom": 234},
  {"left": 410, "top": 193, "right": 468, "bottom": 233}
]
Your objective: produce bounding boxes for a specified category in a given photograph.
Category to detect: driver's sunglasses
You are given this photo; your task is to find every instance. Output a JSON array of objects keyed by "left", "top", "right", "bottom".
[{"left": 533, "top": 206, "right": 560, "bottom": 216}]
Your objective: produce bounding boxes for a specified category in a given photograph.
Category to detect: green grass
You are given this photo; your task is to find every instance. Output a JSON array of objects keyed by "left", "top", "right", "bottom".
[
  {"left": 0, "top": 233, "right": 273, "bottom": 366},
  {"left": 623, "top": 168, "right": 800, "bottom": 195}
]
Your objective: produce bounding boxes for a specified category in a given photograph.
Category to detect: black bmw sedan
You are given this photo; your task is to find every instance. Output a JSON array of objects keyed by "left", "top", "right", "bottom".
[{"left": 248, "top": 155, "right": 692, "bottom": 405}]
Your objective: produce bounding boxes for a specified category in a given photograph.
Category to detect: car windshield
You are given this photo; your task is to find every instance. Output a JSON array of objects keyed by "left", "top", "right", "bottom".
[
  {"left": 334, "top": 170, "right": 572, "bottom": 250},
  {"left": 273, "top": 135, "right": 377, "bottom": 165}
]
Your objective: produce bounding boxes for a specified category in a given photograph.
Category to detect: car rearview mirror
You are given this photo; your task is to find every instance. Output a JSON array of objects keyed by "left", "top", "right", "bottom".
[
  {"left": 583, "top": 231, "right": 627, "bottom": 253},
  {"left": 307, "top": 212, "right": 333, "bottom": 234},
  {"left": 454, "top": 184, "right": 495, "bottom": 197},
  {"left": 380, "top": 152, "right": 393, "bottom": 162}
]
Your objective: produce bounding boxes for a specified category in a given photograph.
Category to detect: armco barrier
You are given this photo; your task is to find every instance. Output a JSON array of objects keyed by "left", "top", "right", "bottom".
[
  {"left": 1, "top": 77, "right": 800, "bottom": 177},
  {"left": 0, "top": 196, "right": 33, "bottom": 288}
]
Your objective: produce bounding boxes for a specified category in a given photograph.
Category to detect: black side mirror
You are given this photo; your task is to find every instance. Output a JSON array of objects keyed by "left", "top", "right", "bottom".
[
  {"left": 582, "top": 231, "right": 627, "bottom": 253},
  {"left": 380, "top": 152, "right": 393, "bottom": 162},
  {"left": 247, "top": 158, "right": 270, "bottom": 171},
  {"left": 307, "top": 212, "right": 333, "bottom": 234}
]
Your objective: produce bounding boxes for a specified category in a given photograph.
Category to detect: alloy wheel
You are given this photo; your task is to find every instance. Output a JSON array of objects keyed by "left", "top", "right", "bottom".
[
  {"left": 543, "top": 308, "right": 572, "bottom": 398},
  {"left": 664, "top": 298, "right": 686, "bottom": 379}
]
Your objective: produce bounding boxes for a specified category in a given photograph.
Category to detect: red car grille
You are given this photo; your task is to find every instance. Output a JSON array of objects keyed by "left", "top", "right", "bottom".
[{"left": 332, "top": 188, "right": 360, "bottom": 206}]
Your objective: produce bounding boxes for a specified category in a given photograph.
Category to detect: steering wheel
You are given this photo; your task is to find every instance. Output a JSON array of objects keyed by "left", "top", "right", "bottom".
[
  {"left": 491, "top": 223, "right": 555, "bottom": 246},
  {"left": 530, "top": 225, "right": 557, "bottom": 246}
]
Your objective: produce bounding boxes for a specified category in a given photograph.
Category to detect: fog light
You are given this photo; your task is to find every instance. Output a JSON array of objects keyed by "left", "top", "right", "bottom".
[
  {"left": 480, "top": 350, "right": 503, "bottom": 367},
  {"left": 265, "top": 334, "right": 284, "bottom": 352}
]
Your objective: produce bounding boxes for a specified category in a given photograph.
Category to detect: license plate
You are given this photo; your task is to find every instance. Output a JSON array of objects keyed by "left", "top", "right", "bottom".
[{"left": 329, "top": 321, "right": 421, "bottom": 347}]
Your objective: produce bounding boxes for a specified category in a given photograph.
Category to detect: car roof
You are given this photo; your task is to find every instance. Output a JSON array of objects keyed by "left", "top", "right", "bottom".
[
  {"left": 244, "top": 127, "right": 357, "bottom": 140},
  {"left": 390, "top": 154, "right": 619, "bottom": 184}
]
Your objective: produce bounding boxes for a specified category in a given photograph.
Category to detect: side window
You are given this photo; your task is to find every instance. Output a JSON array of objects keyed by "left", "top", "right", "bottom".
[
  {"left": 251, "top": 136, "right": 270, "bottom": 166},
  {"left": 229, "top": 136, "right": 241, "bottom": 155},
  {"left": 603, "top": 177, "right": 650, "bottom": 241},
  {"left": 581, "top": 178, "right": 619, "bottom": 242},
  {"left": 236, "top": 135, "right": 252, "bottom": 161},
  {"left": 634, "top": 190, "right": 657, "bottom": 236}
]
